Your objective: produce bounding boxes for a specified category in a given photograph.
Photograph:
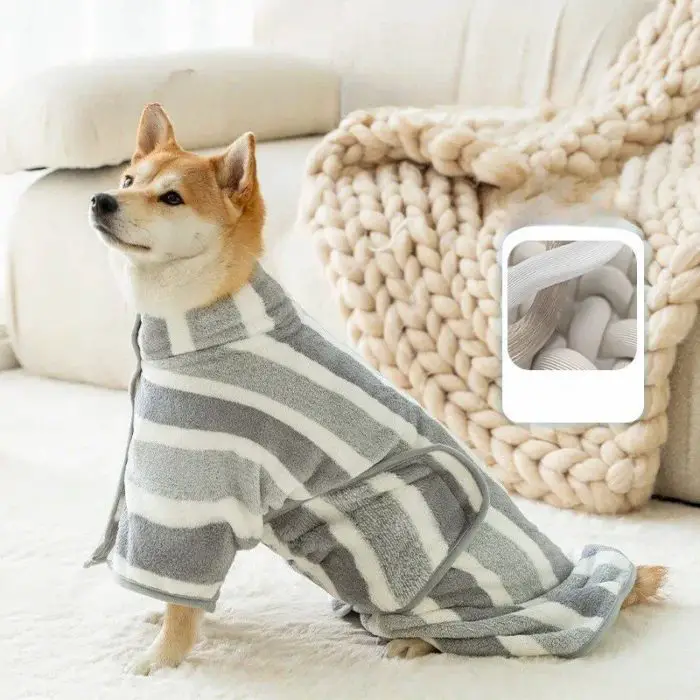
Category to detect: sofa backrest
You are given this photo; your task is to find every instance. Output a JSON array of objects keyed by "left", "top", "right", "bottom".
[{"left": 253, "top": 0, "right": 657, "bottom": 113}]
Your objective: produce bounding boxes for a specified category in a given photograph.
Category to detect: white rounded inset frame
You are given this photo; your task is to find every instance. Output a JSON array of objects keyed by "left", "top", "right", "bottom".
[{"left": 501, "top": 224, "right": 645, "bottom": 425}]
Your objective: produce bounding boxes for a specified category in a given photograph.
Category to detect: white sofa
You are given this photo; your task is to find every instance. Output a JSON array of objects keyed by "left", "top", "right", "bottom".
[{"left": 2, "top": 0, "right": 697, "bottom": 499}]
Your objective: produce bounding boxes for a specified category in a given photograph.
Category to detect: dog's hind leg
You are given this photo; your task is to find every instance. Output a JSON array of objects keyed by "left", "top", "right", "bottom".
[
  {"left": 386, "top": 638, "right": 439, "bottom": 659},
  {"left": 129, "top": 603, "right": 204, "bottom": 675}
]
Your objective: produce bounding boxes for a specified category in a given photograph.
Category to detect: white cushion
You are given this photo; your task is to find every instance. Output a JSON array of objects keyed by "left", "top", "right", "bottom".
[
  {"left": 0, "top": 50, "right": 339, "bottom": 174},
  {"left": 254, "top": 0, "right": 657, "bottom": 113}
]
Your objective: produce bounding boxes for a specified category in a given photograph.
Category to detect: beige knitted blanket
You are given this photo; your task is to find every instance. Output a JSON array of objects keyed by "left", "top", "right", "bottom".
[{"left": 298, "top": 0, "right": 700, "bottom": 514}]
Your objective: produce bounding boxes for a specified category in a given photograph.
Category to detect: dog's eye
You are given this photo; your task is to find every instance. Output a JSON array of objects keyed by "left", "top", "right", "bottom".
[
  {"left": 160, "top": 190, "right": 184, "bottom": 206},
  {"left": 121, "top": 175, "right": 133, "bottom": 188}
]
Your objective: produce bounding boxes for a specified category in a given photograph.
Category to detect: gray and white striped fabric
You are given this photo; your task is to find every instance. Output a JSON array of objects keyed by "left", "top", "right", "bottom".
[{"left": 86, "top": 264, "right": 636, "bottom": 657}]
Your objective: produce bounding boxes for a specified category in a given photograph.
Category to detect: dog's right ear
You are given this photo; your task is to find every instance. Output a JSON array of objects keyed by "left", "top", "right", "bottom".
[{"left": 132, "top": 103, "right": 178, "bottom": 163}]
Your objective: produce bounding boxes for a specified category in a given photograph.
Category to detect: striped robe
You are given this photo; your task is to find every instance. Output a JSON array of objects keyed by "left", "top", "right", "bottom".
[{"left": 86, "top": 264, "right": 636, "bottom": 658}]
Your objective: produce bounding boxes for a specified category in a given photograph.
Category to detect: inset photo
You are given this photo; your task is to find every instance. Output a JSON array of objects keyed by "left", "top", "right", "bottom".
[
  {"left": 506, "top": 239, "right": 639, "bottom": 371},
  {"left": 501, "top": 224, "right": 645, "bottom": 425}
]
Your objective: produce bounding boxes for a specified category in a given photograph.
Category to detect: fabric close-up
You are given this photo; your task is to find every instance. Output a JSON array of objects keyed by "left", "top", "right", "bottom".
[{"left": 507, "top": 239, "right": 642, "bottom": 371}]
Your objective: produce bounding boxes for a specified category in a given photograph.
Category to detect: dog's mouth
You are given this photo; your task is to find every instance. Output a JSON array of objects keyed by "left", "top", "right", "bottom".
[{"left": 92, "top": 221, "right": 151, "bottom": 252}]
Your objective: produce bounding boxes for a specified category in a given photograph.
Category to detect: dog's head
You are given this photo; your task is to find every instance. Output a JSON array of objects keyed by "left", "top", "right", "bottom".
[{"left": 89, "top": 103, "right": 264, "bottom": 272}]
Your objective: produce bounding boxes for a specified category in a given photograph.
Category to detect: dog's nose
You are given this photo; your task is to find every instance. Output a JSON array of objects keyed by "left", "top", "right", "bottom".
[{"left": 91, "top": 193, "right": 119, "bottom": 216}]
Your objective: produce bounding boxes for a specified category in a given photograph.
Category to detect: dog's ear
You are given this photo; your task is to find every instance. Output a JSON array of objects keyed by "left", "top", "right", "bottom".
[
  {"left": 132, "top": 103, "right": 177, "bottom": 163},
  {"left": 212, "top": 132, "right": 257, "bottom": 203}
]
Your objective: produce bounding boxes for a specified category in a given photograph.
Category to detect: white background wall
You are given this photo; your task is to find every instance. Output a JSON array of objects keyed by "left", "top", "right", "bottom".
[
  {"left": 0, "top": 0, "right": 255, "bottom": 94},
  {"left": 0, "top": 0, "right": 256, "bottom": 321}
]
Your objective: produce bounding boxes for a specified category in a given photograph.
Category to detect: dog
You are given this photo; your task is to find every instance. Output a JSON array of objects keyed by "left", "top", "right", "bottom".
[{"left": 87, "top": 103, "right": 666, "bottom": 675}]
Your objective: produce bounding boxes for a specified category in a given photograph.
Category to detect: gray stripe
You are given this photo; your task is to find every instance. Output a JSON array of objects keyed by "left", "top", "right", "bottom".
[
  {"left": 138, "top": 316, "right": 172, "bottom": 359},
  {"left": 267, "top": 509, "right": 374, "bottom": 610},
  {"left": 467, "top": 524, "right": 550, "bottom": 604},
  {"left": 116, "top": 513, "right": 235, "bottom": 586},
  {"left": 128, "top": 440, "right": 264, "bottom": 508},
  {"left": 268, "top": 505, "right": 326, "bottom": 552},
  {"left": 433, "top": 635, "right": 511, "bottom": 657},
  {"left": 530, "top": 627, "right": 597, "bottom": 657},
  {"left": 428, "top": 567, "right": 497, "bottom": 610},
  {"left": 488, "top": 486, "right": 574, "bottom": 582},
  {"left": 186, "top": 294, "right": 243, "bottom": 351},
  {"left": 320, "top": 546, "right": 376, "bottom": 612}
]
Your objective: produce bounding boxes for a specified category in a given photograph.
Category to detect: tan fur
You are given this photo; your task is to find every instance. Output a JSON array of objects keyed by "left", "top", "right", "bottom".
[
  {"left": 130, "top": 604, "right": 203, "bottom": 675},
  {"left": 621, "top": 565, "right": 668, "bottom": 608},
  {"left": 91, "top": 102, "right": 265, "bottom": 316},
  {"left": 386, "top": 638, "right": 439, "bottom": 659},
  {"left": 117, "top": 145, "right": 265, "bottom": 305}
]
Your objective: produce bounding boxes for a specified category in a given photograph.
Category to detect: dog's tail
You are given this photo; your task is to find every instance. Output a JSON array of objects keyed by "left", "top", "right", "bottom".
[{"left": 621, "top": 565, "right": 667, "bottom": 608}]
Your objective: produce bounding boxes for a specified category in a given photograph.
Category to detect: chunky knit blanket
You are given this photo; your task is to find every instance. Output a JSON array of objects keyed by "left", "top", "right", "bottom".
[{"left": 298, "top": 0, "right": 700, "bottom": 514}]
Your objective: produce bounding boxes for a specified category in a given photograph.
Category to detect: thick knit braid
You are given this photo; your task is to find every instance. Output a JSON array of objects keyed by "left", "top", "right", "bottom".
[
  {"left": 508, "top": 241, "right": 640, "bottom": 370},
  {"left": 298, "top": 0, "right": 700, "bottom": 514}
]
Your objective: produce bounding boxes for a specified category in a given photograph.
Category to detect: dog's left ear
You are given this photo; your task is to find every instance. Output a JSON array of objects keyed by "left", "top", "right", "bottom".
[{"left": 213, "top": 132, "right": 257, "bottom": 204}]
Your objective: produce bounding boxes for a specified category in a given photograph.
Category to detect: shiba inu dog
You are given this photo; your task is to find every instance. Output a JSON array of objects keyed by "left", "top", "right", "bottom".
[{"left": 88, "top": 103, "right": 665, "bottom": 675}]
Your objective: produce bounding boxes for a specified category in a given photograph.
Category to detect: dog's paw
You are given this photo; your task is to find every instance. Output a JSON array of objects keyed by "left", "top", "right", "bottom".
[
  {"left": 127, "top": 653, "right": 180, "bottom": 676},
  {"left": 385, "top": 638, "right": 438, "bottom": 660}
]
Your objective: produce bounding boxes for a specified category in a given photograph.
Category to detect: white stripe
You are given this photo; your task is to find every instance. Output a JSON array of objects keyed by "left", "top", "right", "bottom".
[
  {"left": 134, "top": 417, "right": 309, "bottom": 501},
  {"left": 412, "top": 597, "right": 462, "bottom": 623},
  {"left": 486, "top": 509, "right": 558, "bottom": 590},
  {"left": 235, "top": 285, "right": 274, "bottom": 337},
  {"left": 141, "top": 365, "right": 371, "bottom": 476},
  {"left": 598, "top": 580, "right": 623, "bottom": 595},
  {"left": 111, "top": 552, "right": 221, "bottom": 601},
  {"left": 165, "top": 315, "right": 195, "bottom": 354},
  {"left": 415, "top": 436, "right": 485, "bottom": 511},
  {"left": 260, "top": 524, "right": 340, "bottom": 599},
  {"left": 452, "top": 551, "right": 515, "bottom": 607},
  {"left": 497, "top": 634, "right": 550, "bottom": 657},
  {"left": 516, "top": 601, "right": 604, "bottom": 631},
  {"left": 303, "top": 497, "right": 400, "bottom": 611},
  {"left": 124, "top": 479, "right": 262, "bottom": 540}
]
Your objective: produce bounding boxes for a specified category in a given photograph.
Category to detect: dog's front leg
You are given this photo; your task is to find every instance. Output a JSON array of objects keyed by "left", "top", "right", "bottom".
[{"left": 129, "top": 603, "right": 203, "bottom": 675}]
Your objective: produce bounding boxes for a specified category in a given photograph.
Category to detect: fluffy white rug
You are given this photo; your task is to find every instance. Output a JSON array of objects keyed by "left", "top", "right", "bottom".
[{"left": 2, "top": 369, "right": 699, "bottom": 700}]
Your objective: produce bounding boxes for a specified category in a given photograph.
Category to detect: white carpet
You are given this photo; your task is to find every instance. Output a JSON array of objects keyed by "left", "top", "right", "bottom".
[{"left": 2, "top": 369, "right": 699, "bottom": 700}]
